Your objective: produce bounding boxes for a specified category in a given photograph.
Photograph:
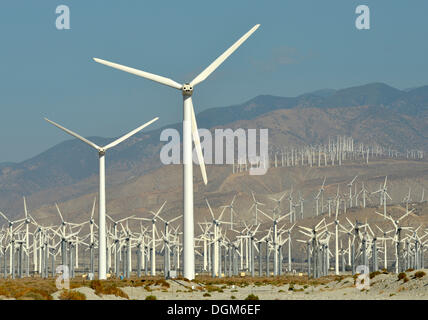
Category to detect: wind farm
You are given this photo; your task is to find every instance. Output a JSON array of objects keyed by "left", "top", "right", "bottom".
[{"left": 1, "top": 1, "right": 428, "bottom": 302}]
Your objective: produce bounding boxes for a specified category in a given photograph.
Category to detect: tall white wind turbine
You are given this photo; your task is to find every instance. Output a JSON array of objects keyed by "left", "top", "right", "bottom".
[
  {"left": 45, "top": 117, "right": 158, "bottom": 279},
  {"left": 93, "top": 24, "right": 260, "bottom": 280}
]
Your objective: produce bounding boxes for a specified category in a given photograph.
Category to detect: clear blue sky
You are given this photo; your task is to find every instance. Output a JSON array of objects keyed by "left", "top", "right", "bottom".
[{"left": 1, "top": 0, "right": 427, "bottom": 162}]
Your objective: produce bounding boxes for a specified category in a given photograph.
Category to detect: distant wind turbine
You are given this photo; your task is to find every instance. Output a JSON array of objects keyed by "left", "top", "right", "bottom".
[{"left": 45, "top": 117, "right": 158, "bottom": 279}]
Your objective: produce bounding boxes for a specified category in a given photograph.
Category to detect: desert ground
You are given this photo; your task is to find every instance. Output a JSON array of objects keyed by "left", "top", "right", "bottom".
[{"left": 1, "top": 269, "right": 427, "bottom": 300}]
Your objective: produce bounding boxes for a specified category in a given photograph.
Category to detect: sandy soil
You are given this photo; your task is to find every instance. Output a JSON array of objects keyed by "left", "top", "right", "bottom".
[{"left": 48, "top": 269, "right": 428, "bottom": 300}]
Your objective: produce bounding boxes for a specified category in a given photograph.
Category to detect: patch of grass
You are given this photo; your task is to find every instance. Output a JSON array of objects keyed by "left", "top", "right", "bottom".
[
  {"left": 231, "top": 295, "right": 236, "bottom": 299},
  {"left": 231, "top": 289, "right": 238, "bottom": 292},
  {"left": 154, "top": 279, "right": 170, "bottom": 288},
  {"left": 0, "top": 279, "right": 55, "bottom": 300},
  {"left": 194, "top": 274, "right": 346, "bottom": 288},
  {"left": 205, "top": 285, "right": 224, "bottom": 293},
  {"left": 145, "top": 295, "right": 157, "bottom": 300},
  {"left": 203, "top": 293, "right": 211, "bottom": 297},
  {"left": 59, "top": 290, "right": 86, "bottom": 300},
  {"left": 403, "top": 277, "right": 409, "bottom": 283},
  {"left": 245, "top": 294, "right": 259, "bottom": 300},
  {"left": 397, "top": 272, "right": 407, "bottom": 281},
  {"left": 278, "top": 289, "right": 284, "bottom": 293},
  {"left": 414, "top": 271, "right": 426, "bottom": 279},
  {"left": 369, "top": 271, "right": 381, "bottom": 279},
  {"left": 176, "top": 276, "right": 190, "bottom": 282},
  {"left": 405, "top": 268, "right": 414, "bottom": 272},
  {"left": 390, "top": 293, "right": 395, "bottom": 297},
  {"left": 90, "top": 280, "right": 129, "bottom": 299}
]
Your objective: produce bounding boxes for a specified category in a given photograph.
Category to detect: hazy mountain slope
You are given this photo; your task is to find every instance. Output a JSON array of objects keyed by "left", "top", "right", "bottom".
[{"left": 1, "top": 82, "right": 428, "bottom": 217}]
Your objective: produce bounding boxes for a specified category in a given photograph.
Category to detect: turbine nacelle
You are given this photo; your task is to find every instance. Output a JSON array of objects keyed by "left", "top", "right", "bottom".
[{"left": 182, "top": 83, "right": 194, "bottom": 96}]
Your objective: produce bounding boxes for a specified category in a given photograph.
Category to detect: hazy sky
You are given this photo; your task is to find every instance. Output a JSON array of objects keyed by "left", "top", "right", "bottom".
[{"left": 1, "top": 1, "right": 427, "bottom": 162}]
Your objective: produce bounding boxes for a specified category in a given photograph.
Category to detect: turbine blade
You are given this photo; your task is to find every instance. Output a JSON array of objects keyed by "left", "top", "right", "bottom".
[
  {"left": 218, "top": 207, "right": 227, "bottom": 221},
  {"left": 23, "top": 196, "right": 28, "bottom": 219},
  {"left": 91, "top": 197, "right": 96, "bottom": 220},
  {"left": 154, "top": 201, "right": 167, "bottom": 219},
  {"left": 0, "top": 211, "right": 10, "bottom": 223},
  {"left": 190, "top": 100, "right": 207, "bottom": 185},
  {"left": 45, "top": 118, "right": 101, "bottom": 151},
  {"left": 190, "top": 24, "right": 260, "bottom": 87},
  {"left": 205, "top": 199, "right": 215, "bottom": 220},
  {"left": 103, "top": 117, "right": 158, "bottom": 150},
  {"left": 93, "top": 58, "right": 182, "bottom": 90},
  {"left": 168, "top": 215, "right": 183, "bottom": 224},
  {"left": 55, "top": 203, "right": 64, "bottom": 223}
]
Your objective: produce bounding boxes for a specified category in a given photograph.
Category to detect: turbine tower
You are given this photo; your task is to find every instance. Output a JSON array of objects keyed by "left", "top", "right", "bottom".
[
  {"left": 45, "top": 117, "right": 158, "bottom": 279},
  {"left": 93, "top": 24, "right": 260, "bottom": 280}
]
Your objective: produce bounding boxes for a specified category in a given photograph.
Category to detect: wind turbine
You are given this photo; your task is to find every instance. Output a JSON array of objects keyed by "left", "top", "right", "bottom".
[
  {"left": 269, "top": 191, "right": 287, "bottom": 216},
  {"left": 402, "top": 187, "right": 412, "bottom": 213},
  {"left": 258, "top": 207, "right": 290, "bottom": 275},
  {"left": 375, "top": 225, "right": 394, "bottom": 270},
  {"left": 249, "top": 191, "right": 265, "bottom": 225},
  {"left": 320, "top": 177, "right": 326, "bottom": 213},
  {"left": 93, "top": 24, "right": 260, "bottom": 280},
  {"left": 206, "top": 198, "right": 230, "bottom": 276},
  {"left": 372, "top": 176, "right": 391, "bottom": 219},
  {"left": 347, "top": 175, "right": 358, "bottom": 208},
  {"left": 376, "top": 209, "right": 415, "bottom": 272},
  {"left": 45, "top": 117, "right": 158, "bottom": 279},
  {"left": 0, "top": 211, "right": 25, "bottom": 275},
  {"left": 220, "top": 194, "right": 238, "bottom": 230},
  {"left": 134, "top": 201, "right": 167, "bottom": 276}
]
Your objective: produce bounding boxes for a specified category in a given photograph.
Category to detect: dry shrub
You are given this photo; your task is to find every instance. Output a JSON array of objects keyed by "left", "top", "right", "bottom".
[
  {"left": 245, "top": 294, "right": 259, "bottom": 300},
  {"left": 0, "top": 280, "right": 55, "bottom": 300},
  {"left": 414, "top": 271, "right": 426, "bottom": 279},
  {"left": 195, "top": 275, "right": 344, "bottom": 288},
  {"left": 154, "top": 279, "right": 170, "bottom": 288},
  {"left": 145, "top": 295, "right": 157, "bottom": 300},
  {"left": 176, "top": 276, "right": 190, "bottom": 282},
  {"left": 369, "top": 271, "right": 381, "bottom": 279},
  {"left": 90, "top": 280, "right": 129, "bottom": 299},
  {"left": 406, "top": 268, "right": 414, "bottom": 272},
  {"left": 397, "top": 272, "right": 407, "bottom": 281},
  {"left": 59, "top": 290, "right": 86, "bottom": 300},
  {"left": 403, "top": 277, "right": 409, "bottom": 283},
  {"left": 205, "top": 285, "right": 223, "bottom": 293}
]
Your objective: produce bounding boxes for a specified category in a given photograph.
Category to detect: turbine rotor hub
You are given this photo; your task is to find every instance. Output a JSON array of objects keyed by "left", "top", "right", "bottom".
[{"left": 182, "top": 83, "right": 193, "bottom": 96}]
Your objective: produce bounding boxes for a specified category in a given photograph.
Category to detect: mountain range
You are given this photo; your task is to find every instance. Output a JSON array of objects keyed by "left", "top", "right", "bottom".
[{"left": 1, "top": 82, "right": 427, "bottom": 218}]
